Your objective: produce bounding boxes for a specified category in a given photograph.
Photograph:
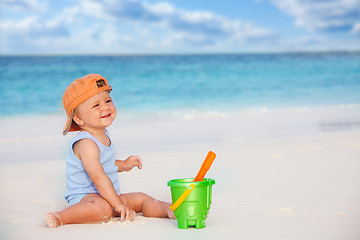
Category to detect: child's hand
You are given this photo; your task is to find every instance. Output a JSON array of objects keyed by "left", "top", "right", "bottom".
[
  {"left": 114, "top": 203, "right": 136, "bottom": 221},
  {"left": 124, "top": 156, "right": 142, "bottom": 171}
]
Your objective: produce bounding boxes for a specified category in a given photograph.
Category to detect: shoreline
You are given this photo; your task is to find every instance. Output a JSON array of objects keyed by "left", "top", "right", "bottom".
[
  {"left": 1, "top": 103, "right": 360, "bottom": 135},
  {"left": 1, "top": 104, "right": 360, "bottom": 165}
]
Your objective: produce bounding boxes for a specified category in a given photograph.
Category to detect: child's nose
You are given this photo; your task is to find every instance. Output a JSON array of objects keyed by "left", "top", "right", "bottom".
[{"left": 101, "top": 103, "right": 109, "bottom": 110}]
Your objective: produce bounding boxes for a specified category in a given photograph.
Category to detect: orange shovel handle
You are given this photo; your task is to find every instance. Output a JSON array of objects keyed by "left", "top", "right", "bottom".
[{"left": 193, "top": 151, "right": 216, "bottom": 182}]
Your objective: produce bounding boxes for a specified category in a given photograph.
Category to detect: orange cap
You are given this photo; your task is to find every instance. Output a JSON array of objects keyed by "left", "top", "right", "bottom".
[{"left": 62, "top": 73, "right": 112, "bottom": 135}]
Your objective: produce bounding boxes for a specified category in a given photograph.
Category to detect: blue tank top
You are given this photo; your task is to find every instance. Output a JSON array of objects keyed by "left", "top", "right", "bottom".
[{"left": 64, "top": 130, "right": 121, "bottom": 202}]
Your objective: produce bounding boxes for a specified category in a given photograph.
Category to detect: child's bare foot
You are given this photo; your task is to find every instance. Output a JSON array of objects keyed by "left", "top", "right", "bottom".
[{"left": 46, "top": 212, "right": 63, "bottom": 228}]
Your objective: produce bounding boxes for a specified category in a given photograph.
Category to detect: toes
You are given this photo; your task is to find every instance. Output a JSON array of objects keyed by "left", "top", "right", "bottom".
[{"left": 46, "top": 212, "right": 63, "bottom": 228}]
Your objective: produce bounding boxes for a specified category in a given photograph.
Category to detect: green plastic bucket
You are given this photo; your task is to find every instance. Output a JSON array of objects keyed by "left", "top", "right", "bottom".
[{"left": 168, "top": 178, "right": 215, "bottom": 229}]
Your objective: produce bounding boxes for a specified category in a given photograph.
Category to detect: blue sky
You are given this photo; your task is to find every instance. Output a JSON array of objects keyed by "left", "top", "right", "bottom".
[{"left": 1, "top": 0, "right": 359, "bottom": 55}]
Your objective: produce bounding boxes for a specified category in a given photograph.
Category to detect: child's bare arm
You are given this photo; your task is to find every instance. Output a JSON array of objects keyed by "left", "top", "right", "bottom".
[
  {"left": 74, "top": 139, "right": 135, "bottom": 220},
  {"left": 74, "top": 139, "right": 122, "bottom": 207},
  {"left": 115, "top": 156, "right": 142, "bottom": 172}
]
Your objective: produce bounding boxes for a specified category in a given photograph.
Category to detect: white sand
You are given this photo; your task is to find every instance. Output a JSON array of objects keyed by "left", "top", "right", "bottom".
[{"left": 1, "top": 105, "right": 360, "bottom": 240}]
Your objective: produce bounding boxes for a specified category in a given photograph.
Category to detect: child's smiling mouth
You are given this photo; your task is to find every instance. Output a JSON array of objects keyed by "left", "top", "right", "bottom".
[{"left": 101, "top": 113, "right": 111, "bottom": 118}]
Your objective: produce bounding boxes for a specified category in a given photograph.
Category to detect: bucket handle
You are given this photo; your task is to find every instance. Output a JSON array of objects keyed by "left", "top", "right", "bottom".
[{"left": 169, "top": 183, "right": 195, "bottom": 211}]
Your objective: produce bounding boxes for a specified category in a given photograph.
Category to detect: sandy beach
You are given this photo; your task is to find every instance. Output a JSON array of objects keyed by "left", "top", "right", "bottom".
[{"left": 1, "top": 105, "right": 360, "bottom": 240}]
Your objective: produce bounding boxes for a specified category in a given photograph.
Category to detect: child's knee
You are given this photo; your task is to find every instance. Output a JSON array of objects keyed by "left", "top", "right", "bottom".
[
  {"left": 137, "top": 192, "right": 151, "bottom": 200},
  {"left": 136, "top": 192, "right": 154, "bottom": 206},
  {"left": 87, "top": 199, "right": 113, "bottom": 222}
]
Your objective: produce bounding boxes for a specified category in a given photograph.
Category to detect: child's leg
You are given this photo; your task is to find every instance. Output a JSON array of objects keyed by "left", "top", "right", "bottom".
[
  {"left": 119, "top": 192, "right": 175, "bottom": 219},
  {"left": 46, "top": 193, "right": 113, "bottom": 228}
]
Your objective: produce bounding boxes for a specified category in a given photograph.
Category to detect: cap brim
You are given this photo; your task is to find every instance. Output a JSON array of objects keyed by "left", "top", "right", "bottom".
[{"left": 63, "top": 111, "right": 74, "bottom": 135}]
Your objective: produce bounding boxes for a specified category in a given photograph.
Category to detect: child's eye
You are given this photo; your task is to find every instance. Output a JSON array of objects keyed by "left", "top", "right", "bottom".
[
  {"left": 106, "top": 99, "right": 112, "bottom": 103},
  {"left": 93, "top": 104, "right": 99, "bottom": 108}
]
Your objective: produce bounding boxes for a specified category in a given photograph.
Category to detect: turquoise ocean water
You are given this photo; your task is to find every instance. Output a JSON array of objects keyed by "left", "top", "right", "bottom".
[{"left": 1, "top": 52, "right": 360, "bottom": 116}]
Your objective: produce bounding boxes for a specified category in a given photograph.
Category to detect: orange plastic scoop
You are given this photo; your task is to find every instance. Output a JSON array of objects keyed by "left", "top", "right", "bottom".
[{"left": 193, "top": 151, "right": 216, "bottom": 182}]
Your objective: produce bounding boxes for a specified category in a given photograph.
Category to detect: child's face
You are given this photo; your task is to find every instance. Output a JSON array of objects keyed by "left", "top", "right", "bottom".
[{"left": 73, "top": 91, "right": 116, "bottom": 131}]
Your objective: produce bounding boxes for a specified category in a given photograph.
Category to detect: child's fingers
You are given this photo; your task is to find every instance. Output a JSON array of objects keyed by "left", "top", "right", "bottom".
[
  {"left": 136, "top": 156, "right": 142, "bottom": 169},
  {"left": 137, "top": 158, "right": 142, "bottom": 169},
  {"left": 125, "top": 208, "right": 130, "bottom": 221},
  {"left": 129, "top": 209, "right": 135, "bottom": 221},
  {"left": 120, "top": 209, "right": 125, "bottom": 222},
  {"left": 130, "top": 156, "right": 142, "bottom": 169},
  {"left": 132, "top": 211, "right": 136, "bottom": 220}
]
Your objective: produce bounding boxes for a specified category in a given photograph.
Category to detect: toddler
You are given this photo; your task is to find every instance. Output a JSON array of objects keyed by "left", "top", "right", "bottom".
[{"left": 46, "top": 74, "right": 174, "bottom": 228}]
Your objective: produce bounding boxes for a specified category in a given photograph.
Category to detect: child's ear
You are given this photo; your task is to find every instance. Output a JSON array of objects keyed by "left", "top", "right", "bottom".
[{"left": 72, "top": 114, "right": 84, "bottom": 126}]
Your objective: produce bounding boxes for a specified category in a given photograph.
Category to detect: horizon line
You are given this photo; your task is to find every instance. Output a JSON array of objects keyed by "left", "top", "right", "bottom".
[{"left": 1, "top": 49, "right": 360, "bottom": 57}]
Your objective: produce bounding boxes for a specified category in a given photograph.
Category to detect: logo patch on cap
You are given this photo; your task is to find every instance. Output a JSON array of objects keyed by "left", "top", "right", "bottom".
[{"left": 96, "top": 79, "right": 106, "bottom": 88}]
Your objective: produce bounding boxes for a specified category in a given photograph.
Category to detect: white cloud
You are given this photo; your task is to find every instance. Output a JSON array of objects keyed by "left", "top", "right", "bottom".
[
  {"left": 76, "top": 0, "right": 275, "bottom": 41},
  {"left": 47, "top": 0, "right": 276, "bottom": 52},
  {"left": 146, "top": 1, "right": 176, "bottom": 16},
  {"left": 0, "top": 0, "right": 45, "bottom": 11},
  {"left": 2, "top": 0, "right": 358, "bottom": 54},
  {"left": 49, "top": 25, "right": 135, "bottom": 54},
  {"left": 1, "top": 15, "right": 71, "bottom": 53},
  {"left": 351, "top": 22, "right": 360, "bottom": 35},
  {"left": 2, "top": 16, "right": 69, "bottom": 37},
  {"left": 271, "top": 0, "right": 359, "bottom": 32}
]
